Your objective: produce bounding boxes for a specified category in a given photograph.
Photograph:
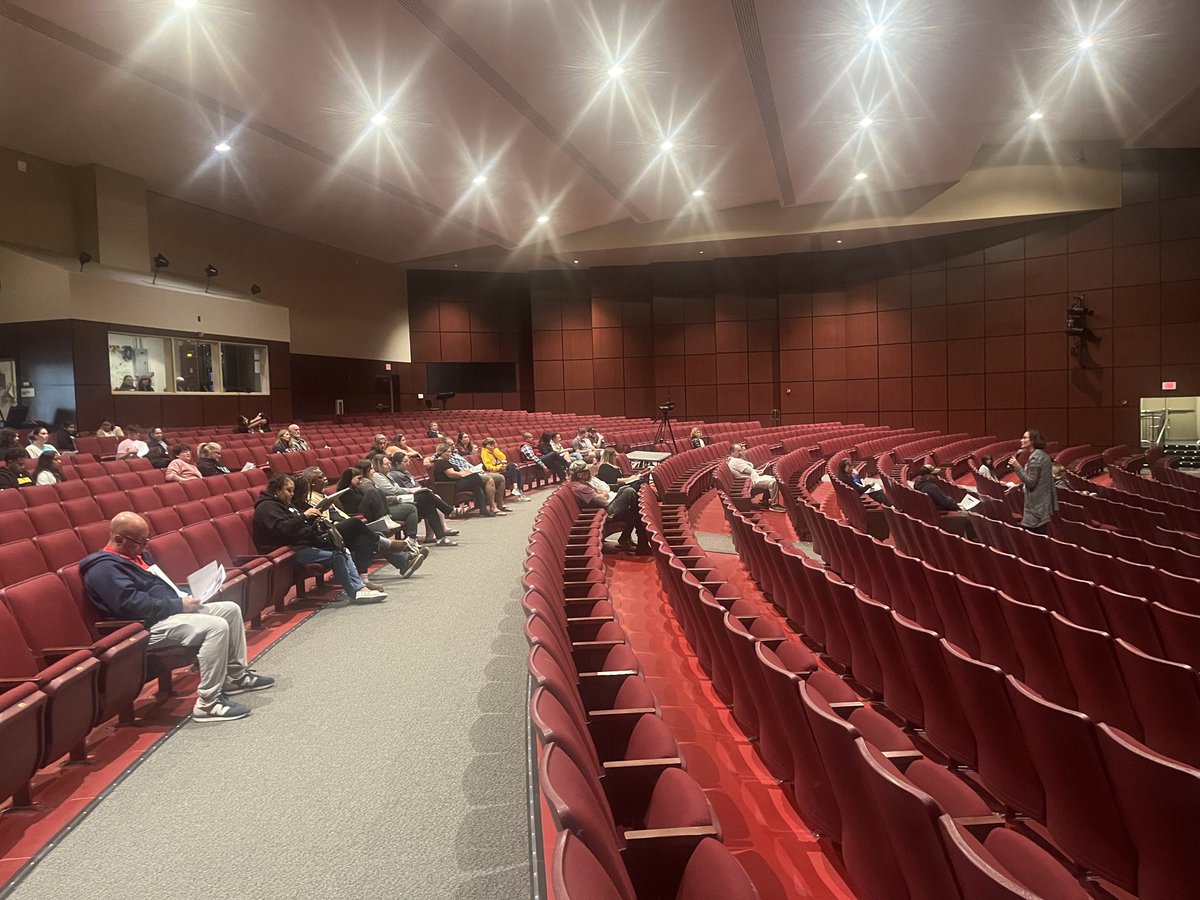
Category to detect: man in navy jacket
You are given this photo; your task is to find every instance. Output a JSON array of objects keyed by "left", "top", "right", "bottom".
[{"left": 81, "top": 512, "right": 274, "bottom": 723}]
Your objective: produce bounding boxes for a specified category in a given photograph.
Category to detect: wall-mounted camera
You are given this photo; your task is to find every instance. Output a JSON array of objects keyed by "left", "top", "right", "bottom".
[{"left": 1066, "top": 295, "right": 1095, "bottom": 362}]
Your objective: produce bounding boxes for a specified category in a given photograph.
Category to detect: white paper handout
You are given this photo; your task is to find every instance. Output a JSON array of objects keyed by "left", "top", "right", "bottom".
[
  {"left": 147, "top": 563, "right": 187, "bottom": 599},
  {"left": 366, "top": 516, "right": 402, "bottom": 535},
  {"left": 240, "top": 461, "right": 257, "bottom": 472},
  {"left": 187, "top": 560, "right": 226, "bottom": 603},
  {"left": 958, "top": 493, "right": 981, "bottom": 511}
]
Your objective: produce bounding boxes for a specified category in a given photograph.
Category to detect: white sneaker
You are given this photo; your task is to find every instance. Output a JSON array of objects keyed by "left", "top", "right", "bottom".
[{"left": 350, "top": 588, "right": 388, "bottom": 604}]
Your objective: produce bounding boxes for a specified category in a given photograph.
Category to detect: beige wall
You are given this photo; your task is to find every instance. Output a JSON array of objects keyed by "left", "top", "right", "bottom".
[
  {"left": 0, "top": 144, "right": 410, "bottom": 362},
  {"left": 146, "top": 195, "right": 410, "bottom": 362}
]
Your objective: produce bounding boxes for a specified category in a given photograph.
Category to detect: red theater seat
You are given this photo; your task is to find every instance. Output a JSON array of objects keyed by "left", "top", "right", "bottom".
[{"left": 0, "top": 682, "right": 48, "bottom": 809}]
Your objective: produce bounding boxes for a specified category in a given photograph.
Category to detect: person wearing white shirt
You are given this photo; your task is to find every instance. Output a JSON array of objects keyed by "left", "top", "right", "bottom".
[
  {"left": 25, "top": 425, "right": 56, "bottom": 458},
  {"left": 116, "top": 425, "right": 150, "bottom": 459},
  {"left": 727, "top": 443, "right": 784, "bottom": 511}
]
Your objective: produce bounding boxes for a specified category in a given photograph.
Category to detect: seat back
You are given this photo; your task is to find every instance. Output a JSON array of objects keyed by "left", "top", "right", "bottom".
[
  {"left": 0, "top": 572, "right": 94, "bottom": 657},
  {"left": 550, "top": 831, "right": 630, "bottom": 900},
  {"left": 1112, "top": 639, "right": 1200, "bottom": 769},
  {"left": 1048, "top": 612, "right": 1141, "bottom": 738}
]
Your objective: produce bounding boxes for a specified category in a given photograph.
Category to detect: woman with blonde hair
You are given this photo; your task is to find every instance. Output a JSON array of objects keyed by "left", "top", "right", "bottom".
[{"left": 197, "top": 442, "right": 231, "bottom": 477}]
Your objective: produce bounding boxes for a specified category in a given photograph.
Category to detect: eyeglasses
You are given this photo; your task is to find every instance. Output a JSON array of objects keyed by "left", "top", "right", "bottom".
[{"left": 117, "top": 531, "right": 152, "bottom": 549}]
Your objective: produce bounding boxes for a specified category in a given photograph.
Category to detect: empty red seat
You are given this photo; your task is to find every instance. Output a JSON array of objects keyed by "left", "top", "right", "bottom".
[
  {"left": 0, "top": 510, "right": 36, "bottom": 544},
  {"left": 0, "top": 681, "right": 48, "bottom": 809},
  {"left": 178, "top": 479, "right": 211, "bottom": 501},
  {"left": 1112, "top": 639, "right": 1200, "bottom": 769},
  {"left": 62, "top": 497, "right": 105, "bottom": 527},
  {"left": 0, "top": 540, "right": 48, "bottom": 587},
  {"left": 938, "top": 815, "right": 1089, "bottom": 900},
  {"left": 154, "top": 483, "right": 188, "bottom": 507},
  {"left": 175, "top": 500, "right": 211, "bottom": 526},
  {"left": 144, "top": 507, "right": 185, "bottom": 534},
  {"left": 19, "top": 484, "right": 58, "bottom": 507},
  {"left": 75, "top": 521, "right": 112, "bottom": 553},
  {"left": 34, "top": 530, "right": 88, "bottom": 572},
  {"left": 51, "top": 480, "right": 90, "bottom": 502},
  {"left": 111, "top": 472, "right": 144, "bottom": 492}
]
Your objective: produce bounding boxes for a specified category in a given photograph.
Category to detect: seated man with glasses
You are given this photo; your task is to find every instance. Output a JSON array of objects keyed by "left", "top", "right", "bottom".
[{"left": 80, "top": 511, "right": 274, "bottom": 723}]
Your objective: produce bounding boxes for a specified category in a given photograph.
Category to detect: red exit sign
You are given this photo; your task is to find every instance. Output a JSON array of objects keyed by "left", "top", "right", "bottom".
[{"left": 1162, "top": 381, "right": 1177, "bottom": 391}]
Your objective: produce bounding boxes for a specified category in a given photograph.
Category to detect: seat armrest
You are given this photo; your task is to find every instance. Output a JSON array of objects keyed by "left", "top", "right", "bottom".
[
  {"left": 952, "top": 815, "right": 1008, "bottom": 840},
  {"left": 95, "top": 619, "right": 142, "bottom": 634},
  {"left": 600, "top": 758, "right": 685, "bottom": 826},
  {"left": 577, "top": 671, "right": 639, "bottom": 708},
  {"left": 565, "top": 617, "right": 616, "bottom": 641},
  {"left": 830, "top": 701, "right": 865, "bottom": 718},
  {"left": 42, "top": 645, "right": 91, "bottom": 664},
  {"left": 881, "top": 750, "right": 925, "bottom": 771},
  {"left": 623, "top": 826, "right": 720, "bottom": 900}
]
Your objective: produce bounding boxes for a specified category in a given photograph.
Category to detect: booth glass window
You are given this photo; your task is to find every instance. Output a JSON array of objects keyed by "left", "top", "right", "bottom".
[
  {"left": 175, "top": 340, "right": 215, "bottom": 392},
  {"left": 221, "top": 343, "right": 266, "bottom": 394},
  {"left": 109, "top": 334, "right": 169, "bottom": 392}
]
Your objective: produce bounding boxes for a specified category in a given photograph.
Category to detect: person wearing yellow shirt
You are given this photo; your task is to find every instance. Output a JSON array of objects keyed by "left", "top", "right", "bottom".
[{"left": 481, "top": 437, "right": 530, "bottom": 502}]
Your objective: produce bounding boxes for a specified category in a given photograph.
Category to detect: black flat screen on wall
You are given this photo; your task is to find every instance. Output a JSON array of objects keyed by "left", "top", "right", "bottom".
[{"left": 426, "top": 362, "right": 517, "bottom": 395}]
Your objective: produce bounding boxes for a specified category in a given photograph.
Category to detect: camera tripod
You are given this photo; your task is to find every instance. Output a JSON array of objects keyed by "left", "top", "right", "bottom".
[{"left": 652, "top": 406, "right": 678, "bottom": 450}]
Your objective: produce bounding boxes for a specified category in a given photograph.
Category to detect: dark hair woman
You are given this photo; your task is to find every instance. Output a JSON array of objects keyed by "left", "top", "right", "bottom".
[
  {"left": 33, "top": 449, "right": 65, "bottom": 485},
  {"left": 536, "top": 430, "right": 569, "bottom": 479}
]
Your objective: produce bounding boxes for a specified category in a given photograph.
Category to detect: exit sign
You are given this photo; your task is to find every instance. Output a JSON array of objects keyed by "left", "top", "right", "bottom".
[
  {"left": 385, "top": 363, "right": 392, "bottom": 371},
  {"left": 1162, "top": 381, "right": 1177, "bottom": 390}
]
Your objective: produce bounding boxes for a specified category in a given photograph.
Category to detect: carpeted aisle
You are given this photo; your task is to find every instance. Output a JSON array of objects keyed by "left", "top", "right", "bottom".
[{"left": 6, "top": 497, "right": 543, "bottom": 900}]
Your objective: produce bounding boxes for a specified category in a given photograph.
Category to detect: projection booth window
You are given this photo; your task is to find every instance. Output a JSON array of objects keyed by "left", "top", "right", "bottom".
[
  {"left": 220, "top": 343, "right": 267, "bottom": 394},
  {"left": 109, "top": 334, "right": 169, "bottom": 392}
]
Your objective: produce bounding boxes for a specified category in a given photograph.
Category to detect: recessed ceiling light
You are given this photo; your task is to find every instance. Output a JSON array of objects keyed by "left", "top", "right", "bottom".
[
  {"left": 836, "top": 239, "right": 844, "bottom": 244},
  {"left": 175, "top": 0, "right": 197, "bottom": 9},
  {"left": 607, "top": 64, "right": 624, "bottom": 80},
  {"left": 698, "top": 250, "right": 705, "bottom": 254},
  {"left": 691, "top": 188, "right": 705, "bottom": 198},
  {"left": 214, "top": 141, "right": 231, "bottom": 153},
  {"left": 659, "top": 139, "right": 674, "bottom": 152},
  {"left": 867, "top": 23, "right": 885, "bottom": 41},
  {"left": 370, "top": 112, "right": 388, "bottom": 127},
  {"left": 1028, "top": 110, "right": 1044, "bottom": 121},
  {"left": 536, "top": 215, "right": 549, "bottom": 224},
  {"left": 1078, "top": 36, "right": 1095, "bottom": 50},
  {"left": 854, "top": 171, "right": 868, "bottom": 182},
  {"left": 858, "top": 115, "right": 874, "bottom": 128},
  {"left": 472, "top": 174, "right": 487, "bottom": 186},
  {"left": 573, "top": 259, "right": 579, "bottom": 264}
]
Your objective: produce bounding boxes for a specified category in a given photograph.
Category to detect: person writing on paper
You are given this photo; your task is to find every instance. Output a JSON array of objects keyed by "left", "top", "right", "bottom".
[
  {"left": 837, "top": 457, "right": 891, "bottom": 506},
  {"left": 1009, "top": 429, "right": 1057, "bottom": 534},
  {"left": 80, "top": 512, "right": 274, "bottom": 723},
  {"left": 727, "top": 443, "right": 785, "bottom": 512}
]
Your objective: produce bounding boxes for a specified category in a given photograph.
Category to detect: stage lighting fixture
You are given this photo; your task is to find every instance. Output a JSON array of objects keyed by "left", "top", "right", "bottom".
[
  {"left": 78, "top": 251, "right": 92, "bottom": 272},
  {"left": 204, "top": 264, "right": 219, "bottom": 293},
  {"left": 250, "top": 283, "right": 262, "bottom": 295},
  {"left": 151, "top": 253, "right": 170, "bottom": 284}
]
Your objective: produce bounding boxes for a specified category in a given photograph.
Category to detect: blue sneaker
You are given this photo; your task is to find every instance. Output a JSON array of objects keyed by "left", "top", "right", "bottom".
[
  {"left": 192, "top": 694, "right": 251, "bottom": 722},
  {"left": 225, "top": 669, "right": 276, "bottom": 695}
]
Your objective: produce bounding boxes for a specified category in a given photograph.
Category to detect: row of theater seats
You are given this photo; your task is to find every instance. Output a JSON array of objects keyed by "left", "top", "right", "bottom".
[
  {"left": 636, "top": 466, "right": 1093, "bottom": 900},
  {"left": 522, "top": 485, "right": 759, "bottom": 899},
  {"left": 769, "top": 439, "right": 1200, "bottom": 898}
]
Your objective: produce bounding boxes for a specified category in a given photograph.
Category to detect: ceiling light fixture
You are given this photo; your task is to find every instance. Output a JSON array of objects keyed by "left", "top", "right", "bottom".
[
  {"left": 867, "top": 23, "right": 885, "bottom": 41},
  {"left": 214, "top": 141, "right": 231, "bottom": 153},
  {"left": 659, "top": 139, "right": 674, "bottom": 152},
  {"left": 472, "top": 174, "right": 487, "bottom": 186},
  {"left": 607, "top": 63, "right": 625, "bottom": 80},
  {"left": 691, "top": 188, "right": 705, "bottom": 198},
  {"left": 698, "top": 250, "right": 705, "bottom": 254},
  {"left": 573, "top": 260, "right": 580, "bottom": 264},
  {"left": 536, "top": 215, "right": 549, "bottom": 224},
  {"left": 1078, "top": 35, "right": 1095, "bottom": 50},
  {"left": 370, "top": 112, "right": 388, "bottom": 127},
  {"left": 836, "top": 239, "right": 844, "bottom": 244},
  {"left": 151, "top": 253, "right": 169, "bottom": 285},
  {"left": 175, "top": 0, "right": 197, "bottom": 9},
  {"left": 1028, "top": 110, "right": 1045, "bottom": 121},
  {"left": 858, "top": 115, "right": 874, "bottom": 128},
  {"left": 854, "top": 171, "right": 868, "bottom": 182}
]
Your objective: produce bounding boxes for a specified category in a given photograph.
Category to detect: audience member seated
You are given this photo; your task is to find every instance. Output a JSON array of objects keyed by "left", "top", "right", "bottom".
[
  {"left": 235, "top": 413, "right": 268, "bottom": 434},
  {"left": 837, "top": 457, "right": 891, "bottom": 506},
  {"left": 690, "top": 426, "right": 708, "bottom": 448},
  {"left": 26, "top": 425, "right": 56, "bottom": 458},
  {"left": 82, "top": 511, "right": 275, "bottom": 723},
  {"left": 197, "top": 442, "right": 231, "bottom": 477},
  {"left": 384, "top": 434, "right": 420, "bottom": 459},
  {"left": 56, "top": 422, "right": 79, "bottom": 453},
  {"left": 388, "top": 452, "right": 459, "bottom": 545},
  {"left": 550, "top": 431, "right": 581, "bottom": 462},
  {"left": 538, "top": 431, "right": 575, "bottom": 472},
  {"left": 454, "top": 431, "right": 478, "bottom": 456},
  {"left": 296, "top": 468, "right": 423, "bottom": 586},
  {"left": 33, "top": 449, "right": 66, "bottom": 485},
  {"left": 369, "top": 434, "right": 388, "bottom": 456},
  {"left": 587, "top": 425, "right": 605, "bottom": 449},
  {"left": 271, "top": 428, "right": 296, "bottom": 454},
  {"left": 0, "top": 447, "right": 32, "bottom": 489},
  {"left": 116, "top": 425, "right": 149, "bottom": 459},
  {"left": 481, "top": 437, "right": 529, "bottom": 502},
  {"left": 568, "top": 460, "right": 649, "bottom": 554},
  {"left": 524, "top": 431, "right": 563, "bottom": 481},
  {"left": 165, "top": 444, "right": 203, "bottom": 482},
  {"left": 145, "top": 427, "right": 171, "bottom": 468},
  {"left": 287, "top": 424, "right": 309, "bottom": 451},
  {"left": 913, "top": 465, "right": 960, "bottom": 512},
  {"left": 595, "top": 448, "right": 642, "bottom": 491},
  {"left": 95, "top": 420, "right": 124, "bottom": 438},
  {"left": 976, "top": 454, "right": 996, "bottom": 480},
  {"left": 252, "top": 472, "right": 387, "bottom": 604},
  {"left": 363, "top": 454, "right": 421, "bottom": 536},
  {"left": 136, "top": 375, "right": 154, "bottom": 391},
  {"left": 727, "top": 443, "right": 784, "bottom": 512},
  {"left": 432, "top": 442, "right": 499, "bottom": 516},
  {"left": 570, "top": 426, "right": 598, "bottom": 461},
  {"left": 0, "top": 427, "right": 19, "bottom": 451},
  {"left": 426, "top": 421, "right": 444, "bottom": 439},
  {"left": 1008, "top": 429, "right": 1058, "bottom": 535},
  {"left": 449, "top": 444, "right": 510, "bottom": 512},
  {"left": 116, "top": 375, "right": 136, "bottom": 391},
  {"left": 1053, "top": 463, "right": 1071, "bottom": 491}
]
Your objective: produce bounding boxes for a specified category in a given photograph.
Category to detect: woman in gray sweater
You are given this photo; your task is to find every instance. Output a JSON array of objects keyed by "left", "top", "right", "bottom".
[{"left": 1008, "top": 429, "right": 1057, "bottom": 533}]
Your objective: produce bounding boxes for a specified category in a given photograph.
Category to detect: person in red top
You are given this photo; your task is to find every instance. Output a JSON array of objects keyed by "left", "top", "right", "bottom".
[{"left": 80, "top": 512, "right": 274, "bottom": 723}]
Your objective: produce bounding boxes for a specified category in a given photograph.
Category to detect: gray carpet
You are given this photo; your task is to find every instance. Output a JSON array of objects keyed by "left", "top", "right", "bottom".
[{"left": 9, "top": 497, "right": 541, "bottom": 900}]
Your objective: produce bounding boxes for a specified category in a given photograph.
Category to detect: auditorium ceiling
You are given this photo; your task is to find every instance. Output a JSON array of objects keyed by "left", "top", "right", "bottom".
[{"left": 1, "top": 0, "right": 1198, "bottom": 269}]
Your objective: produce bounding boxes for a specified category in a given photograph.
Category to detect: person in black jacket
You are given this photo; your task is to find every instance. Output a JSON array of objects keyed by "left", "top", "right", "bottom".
[
  {"left": 912, "top": 466, "right": 960, "bottom": 512},
  {"left": 56, "top": 423, "right": 78, "bottom": 453},
  {"left": 252, "top": 472, "right": 387, "bottom": 604},
  {"left": 197, "top": 442, "right": 231, "bottom": 477},
  {"left": 145, "top": 426, "right": 171, "bottom": 469},
  {"left": 0, "top": 446, "right": 32, "bottom": 489},
  {"left": 80, "top": 512, "right": 274, "bottom": 723}
]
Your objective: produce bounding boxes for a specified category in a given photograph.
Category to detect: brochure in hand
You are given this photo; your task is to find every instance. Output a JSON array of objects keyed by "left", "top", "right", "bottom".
[
  {"left": 187, "top": 560, "right": 226, "bottom": 604},
  {"left": 316, "top": 488, "right": 351, "bottom": 511}
]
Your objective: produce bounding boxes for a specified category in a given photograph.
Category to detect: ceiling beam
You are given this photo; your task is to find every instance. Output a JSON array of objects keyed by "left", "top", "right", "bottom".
[
  {"left": 0, "top": 0, "right": 512, "bottom": 249},
  {"left": 729, "top": 0, "right": 795, "bottom": 206}
]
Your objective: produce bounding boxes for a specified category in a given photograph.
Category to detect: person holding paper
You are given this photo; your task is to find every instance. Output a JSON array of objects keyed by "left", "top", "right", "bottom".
[
  {"left": 386, "top": 453, "right": 459, "bottom": 545},
  {"left": 836, "top": 457, "right": 891, "bottom": 506},
  {"left": 912, "top": 466, "right": 961, "bottom": 512},
  {"left": 727, "top": 443, "right": 785, "bottom": 512},
  {"left": 1008, "top": 429, "right": 1058, "bottom": 534},
  {"left": 252, "top": 473, "right": 389, "bottom": 604},
  {"left": 81, "top": 512, "right": 274, "bottom": 723}
]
